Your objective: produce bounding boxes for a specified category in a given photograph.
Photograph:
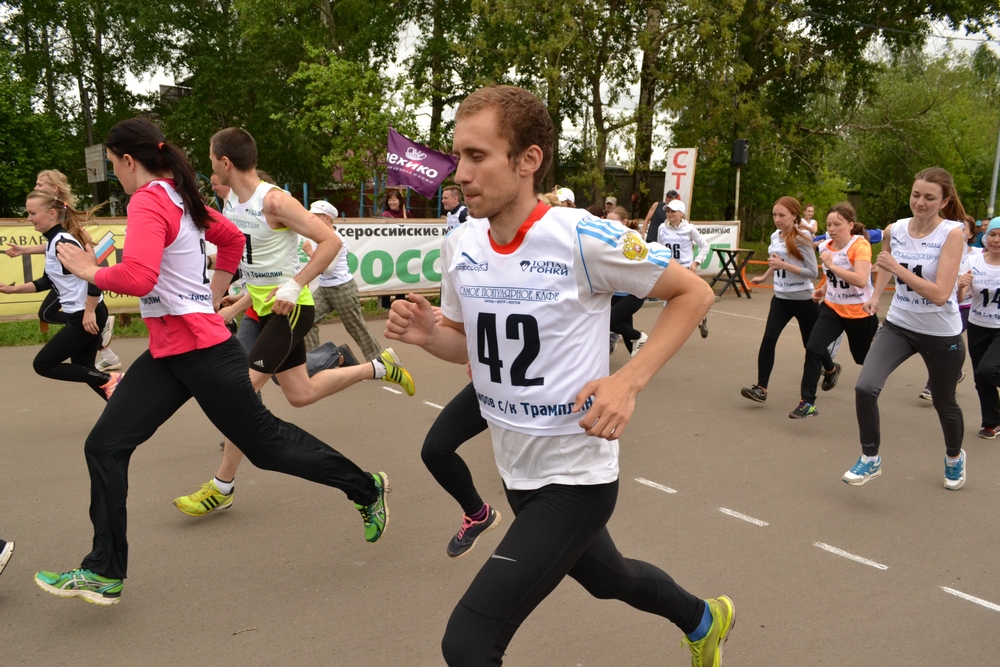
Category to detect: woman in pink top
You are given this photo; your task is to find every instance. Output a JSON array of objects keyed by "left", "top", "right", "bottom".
[{"left": 33, "top": 118, "right": 389, "bottom": 606}]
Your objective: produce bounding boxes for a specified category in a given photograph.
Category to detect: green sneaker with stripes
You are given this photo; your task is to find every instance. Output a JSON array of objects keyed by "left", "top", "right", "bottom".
[
  {"left": 173, "top": 479, "right": 234, "bottom": 517},
  {"left": 35, "top": 568, "right": 123, "bottom": 606},
  {"left": 355, "top": 472, "right": 389, "bottom": 543}
]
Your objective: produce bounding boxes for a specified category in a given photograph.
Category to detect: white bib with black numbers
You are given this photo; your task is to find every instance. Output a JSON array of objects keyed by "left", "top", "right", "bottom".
[
  {"left": 45, "top": 230, "right": 100, "bottom": 314},
  {"left": 224, "top": 182, "right": 299, "bottom": 287},
  {"left": 967, "top": 252, "right": 1000, "bottom": 328},
  {"left": 447, "top": 213, "right": 608, "bottom": 437},
  {"left": 138, "top": 180, "right": 215, "bottom": 319},
  {"left": 885, "top": 218, "right": 962, "bottom": 336},
  {"left": 768, "top": 229, "right": 814, "bottom": 293},
  {"left": 822, "top": 236, "right": 873, "bottom": 306},
  {"left": 657, "top": 221, "right": 695, "bottom": 268}
]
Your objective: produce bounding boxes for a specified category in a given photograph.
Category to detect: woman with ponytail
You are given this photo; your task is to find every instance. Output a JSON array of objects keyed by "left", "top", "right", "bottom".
[
  {"left": 35, "top": 118, "right": 389, "bottom": 606},
  {"left": 5, "top": 169, "right": 123, "bottom": 371},
  {"left": 844, "top": 167, "right": 968, "bottom": 490},
  {"left": 790, "top": 203, "right": 879, "bottom": 418},
  {"left": 741, "top": 196, "right": 838, "bottom": 404},
  {"left": 0, "top": 191, "right": 120, "bottom": 398}
]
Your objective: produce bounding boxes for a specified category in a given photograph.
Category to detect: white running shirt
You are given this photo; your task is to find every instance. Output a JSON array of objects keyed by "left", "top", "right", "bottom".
[
  {"left": 441, "top": 205, "right": 671, "bottom": 489},
  {"left": 657, "top": 219, "right": 710, "bottom": 268},
  {"left": 768, "top": 229, "right": 814, "bottom": 293},
  {"left": 885, "top": 218, "right": 962, "bottom": 336},
  {"left": 967, "top": 251, "right": 1000, "bottom": 327}
]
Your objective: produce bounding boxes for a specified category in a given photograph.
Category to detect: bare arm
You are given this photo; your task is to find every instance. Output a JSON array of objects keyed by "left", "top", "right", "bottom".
[{"left": 384, "top": 293, "right": 469, "bottom": 364}]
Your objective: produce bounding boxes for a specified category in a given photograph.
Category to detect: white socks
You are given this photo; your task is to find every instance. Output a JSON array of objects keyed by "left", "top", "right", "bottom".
[{"left": 214, "top": 477, "right": 235, "bottom": 495}]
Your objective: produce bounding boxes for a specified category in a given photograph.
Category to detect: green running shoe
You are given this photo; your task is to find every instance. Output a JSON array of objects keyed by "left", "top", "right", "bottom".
[
  {"left": 683, "top": 595, "right": 735, "bottom": 667},
  {"left": 173, "top": 479, "right": 234, "bottom": 517},
  {"left": 355, "top": 472, "right": 389, "bottom": 543},
  {"left": 378, "top": 348, "right": 415, "bottom": 396},
  {"left": 35, "top": 568, "right": 123, "bottom": 606}
]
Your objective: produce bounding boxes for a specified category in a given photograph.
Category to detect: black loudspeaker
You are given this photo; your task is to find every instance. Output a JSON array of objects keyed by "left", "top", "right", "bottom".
[{"left": 731, "top": 139, "right": 749, "bottom": 166}]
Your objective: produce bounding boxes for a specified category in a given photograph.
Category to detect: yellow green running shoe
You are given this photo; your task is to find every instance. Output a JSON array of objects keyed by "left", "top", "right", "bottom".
[
  {"left": 35, "top": 568, "right": 123, "bottom": 606},
  {"left": 355, "top": 472, "right": 389, "bottom": 543},
  {"left": 172, "top": 479, "right": 234, "bottom": 517},
  {"left": 683, "top": 596, "right": 735, "bottom": 667},
  {"left": 378, "top": 348, "right": 415, "bottom": 396}
]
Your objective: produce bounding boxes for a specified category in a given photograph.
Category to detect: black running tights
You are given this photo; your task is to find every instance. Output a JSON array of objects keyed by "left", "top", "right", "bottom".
[
  {"left": 757, "top": 295, "right": 834, "bottom": 389},
  {"left": 441, "top": 480, "right": 704, "bottom": 666},
  {"left": 610, "top": 294, "right": 645, "bottom": 352},
  {"left": 32, "top": 302, "right": 109, "bottom": 398},
  {"left": 80, "top": 336, "right": 378, "bottom": 580},
  {"left": 421, "top": 382, "right": 488, "bottom": 515}
]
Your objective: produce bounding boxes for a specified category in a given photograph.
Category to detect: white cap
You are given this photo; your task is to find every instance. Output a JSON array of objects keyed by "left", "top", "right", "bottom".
[
  {"left": 605, "top": 196, "right": 617, "bottom": 205},
  {"left": 556, "top": 187, "right": 575, "bottom": 203},
  {"left": 309, "top": 200, "right": 339, "bottom": 219},
  {"left": 666, "top": 199, "right": 686, "bottom": 214}
]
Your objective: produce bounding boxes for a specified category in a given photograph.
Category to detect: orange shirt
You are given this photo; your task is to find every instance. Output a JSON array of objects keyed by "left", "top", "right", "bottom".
[{"left": 824, "top": 237, "right": 872, "bottom": 319}]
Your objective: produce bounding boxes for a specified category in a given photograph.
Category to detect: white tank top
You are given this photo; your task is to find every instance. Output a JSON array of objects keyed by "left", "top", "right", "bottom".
[
  {"left": 45, "top": 229, "right": 101, "bottom": 314},
  {"left": 768, "top": 229, "right": 814, "bottom": 293},
  {"left": 657, "top": 221, "right": 695, "bottom": 268},
  {"left": 885, "top": 218, "right": 962, "bottom": 336},
  {"left": 822, "top": 235, "right": 873, "bottom": 306},
  {"left": 223, "top": 181, "right": 312, "bottom": 314},
  {"left": 139, "top": 180, "right": 215, "bottom": 319},
  {"left": 318, "top": 230, "right": 353, "bottom": 287},
  {"left": 959, "top": 246, "right": 980, "bottom": 307},
  {"left": 967, "top": 252, "right": 1000, "bottom": 328},
  {"left": 447, "top": 214, "right": 607, "bottom": 437}
]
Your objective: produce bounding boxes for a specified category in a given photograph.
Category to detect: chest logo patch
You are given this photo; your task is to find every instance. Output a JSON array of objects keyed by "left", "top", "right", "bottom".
[{"left": 622, "top": 233, "right": 649, "bottom": 261}]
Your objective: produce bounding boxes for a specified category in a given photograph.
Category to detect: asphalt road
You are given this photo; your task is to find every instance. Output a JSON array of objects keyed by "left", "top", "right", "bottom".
[{"left": 1, "top": 292, "right": 998, "bottom": 666}]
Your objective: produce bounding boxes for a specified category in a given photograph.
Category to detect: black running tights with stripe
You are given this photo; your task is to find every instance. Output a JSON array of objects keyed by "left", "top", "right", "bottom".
[
  {"left": 441, "top": 480, "right": 704, "bottom": 666},
  {"left": 80, "top": 336, "right": 379, "bottom": 580},
  {"left": 422, "top": 382, "right": 488, "bottom": 515},
  {"left": 968, "top": 322, "right": 1000, "bottom": 428},
  {"left": 757, "top": 295, "right": 835, "bottom": 389},
  {"left": 32, "top": 302, "right": 110, "bottom": 398}
]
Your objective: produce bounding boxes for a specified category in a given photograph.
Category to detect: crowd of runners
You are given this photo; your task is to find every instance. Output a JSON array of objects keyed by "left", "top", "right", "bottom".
[{"left": 1, "top": 83, "right": 995, "bottom": 667}]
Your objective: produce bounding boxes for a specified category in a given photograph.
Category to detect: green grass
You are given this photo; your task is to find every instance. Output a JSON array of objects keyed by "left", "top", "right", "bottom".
[{"left": 0, "top": 315, "right": 149, "bottom": 347}]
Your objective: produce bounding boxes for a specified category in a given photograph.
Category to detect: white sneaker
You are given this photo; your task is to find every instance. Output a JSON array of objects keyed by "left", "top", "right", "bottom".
[
  {"left": 631, "top": 332, "right": 648, "bottom": 357},
  {"left": 101, "top": 315, "right": 115, "bottom": 348},
  {"left": 96, "top": 354, "right": 122, "bottom": 372},
  {"left": 609, "top": 333, "right": 621, "bottom": 354}
]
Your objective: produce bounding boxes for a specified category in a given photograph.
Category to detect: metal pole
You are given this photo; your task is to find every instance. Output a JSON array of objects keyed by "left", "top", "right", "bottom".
[
  {"left": 989, "top": 117, "right": 1000, "bottom": 218},
  {"left": 303, "top": 182, "right": 309, "bottom": 208},
  {"left": 734, "top": 167, "right": 741, "bottom": 221}
]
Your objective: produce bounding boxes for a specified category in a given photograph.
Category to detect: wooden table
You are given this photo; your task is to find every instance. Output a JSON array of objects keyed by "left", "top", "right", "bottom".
[{"left": 709, "top": 248, "right": 756, "bottom": 298}]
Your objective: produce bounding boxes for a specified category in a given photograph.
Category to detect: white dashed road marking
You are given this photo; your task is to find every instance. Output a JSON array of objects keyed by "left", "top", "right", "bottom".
[
  {"left": 634, "top": 478, "right": 678, "bottom": 494},
  {"left": 940, "top": 587, "right": 1000, "bottom": 612},
  {"left": 719, "top": 507, "right": 769, "bottom": 526},
  {"left": 383, "top": 387, "right": 403, "bottom": 395},
  {"left": 814, "top": 542, "right": 889, "bottom": 570},
  {"left": 423, "top": 401, "right": 444, "bottom": 409}
]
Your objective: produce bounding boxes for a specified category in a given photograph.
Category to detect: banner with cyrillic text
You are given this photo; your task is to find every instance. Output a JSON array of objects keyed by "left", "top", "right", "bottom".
[
  {"left": 0, "top": 223, "right": 139, "bottom": 318},
  {"left": 691, "top": 222, "right": 740, "bottom": 276}
]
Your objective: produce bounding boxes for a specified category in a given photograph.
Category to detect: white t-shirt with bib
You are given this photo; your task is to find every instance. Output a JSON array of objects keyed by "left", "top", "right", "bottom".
[
  {"left": 317, "top": 230, "right": 353, "bottom": 287},
  {"left": 441, "top": 206, "right": 670, "bottom": 490},
  {"left": 966, "top": 251, "right": 1000, "bottom": 327},
  {"left": 885, "top": 218, "right": 962, "bottom": 336},
  {"left": 657, "top": 219, "right": 710, "bottom": 268},
  {"left": 768, "top": 229, "right": 814, "bottom": 294},
  {"left": 821, "top": 235, "right": 873, "bottom": 307},
  {"left": 44, "top": 229, "right": 101, "bottom": 314}
]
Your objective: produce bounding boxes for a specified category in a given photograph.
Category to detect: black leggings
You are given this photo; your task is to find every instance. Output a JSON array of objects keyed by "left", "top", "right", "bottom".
[
  {"left": 757, "top": 295, "right": 833, "bottom": 388},
  {"left": 610, "top": 295, "right": 645, "bottom": 352},
  {"left": 80, "top": 336, "right": 378, "bottom": 579},
  {"left": 250, "top": 305, "right": 315, "bottom": 374},
  {"left": 421, "top": 383, "right": 488, "bottom": 515},
  {"left": 33, "top": 302, "right": 110, "bottom": 398},
  {"left": 38, "top": 290, "right": 67, "bottom": 324},
  {"left": 855, "top": 320, "right": 965, "bottom": 457},
  {"left": 441, "top": 480, "right": 704, "bottom": 666},
  {"left": 967, "top": 322, "right": 1000, "bottom": 428},
  {"left": 801, "top": 304, "right": 879, "bottom": 402}
]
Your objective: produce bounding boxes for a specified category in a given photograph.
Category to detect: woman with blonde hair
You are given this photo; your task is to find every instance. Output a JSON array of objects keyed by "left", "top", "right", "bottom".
[{"left": 0, "top": 190, "right": 121, "bottom": 399}]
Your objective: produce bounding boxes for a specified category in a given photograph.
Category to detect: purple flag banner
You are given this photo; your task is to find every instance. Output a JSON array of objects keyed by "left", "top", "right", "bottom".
[{"left": 386, "top": 128, "right": 458, "bottom": 199}]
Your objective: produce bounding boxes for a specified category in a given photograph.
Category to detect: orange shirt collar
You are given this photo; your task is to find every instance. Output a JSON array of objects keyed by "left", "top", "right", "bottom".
[{"left": 489, "top": 201, "right": 551, "bottom": 254}]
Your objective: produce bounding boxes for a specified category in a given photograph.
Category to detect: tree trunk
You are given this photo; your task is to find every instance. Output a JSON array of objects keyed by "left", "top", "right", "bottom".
[
  {"left": 428, "top": 0, "right": 445, "bottom": 149},
  {"left": 632, "top": 6, "right": 660, "bottom": 216},
  {"left": 41, "top": 26, "right": 58, "bottom": 114}
]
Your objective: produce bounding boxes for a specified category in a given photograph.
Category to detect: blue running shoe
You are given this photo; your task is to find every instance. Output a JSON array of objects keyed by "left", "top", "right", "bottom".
[
  {"left": 843, "top": 456, "right": 881, "bottom": 486},
  {"left": 944, "top": 450, "right": 966, "bottom": 490}
]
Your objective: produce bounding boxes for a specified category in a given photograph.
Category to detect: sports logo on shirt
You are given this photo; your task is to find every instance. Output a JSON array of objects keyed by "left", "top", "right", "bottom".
[
  {"left": 518, "top": 260, "right": 569, "bottom": 275},
  {"left": 621, "top": 233, "right": 649, "bottom": 261},
  {"left": 455, "top": 252, "right": 489, "bottom": 272}
]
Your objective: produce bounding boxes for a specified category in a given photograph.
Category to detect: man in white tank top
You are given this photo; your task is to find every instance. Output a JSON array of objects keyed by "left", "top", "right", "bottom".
[
  {"left": 385, "top": 86, "right": 734, "bottom": 666},
  {"left": 173, "top": 128, "right": 413, "bottom": 519}
]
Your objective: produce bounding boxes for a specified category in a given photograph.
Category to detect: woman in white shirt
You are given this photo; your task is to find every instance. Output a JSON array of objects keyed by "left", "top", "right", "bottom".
[{"left": 657, "top": 199, "right": 711, "bottom": 337}]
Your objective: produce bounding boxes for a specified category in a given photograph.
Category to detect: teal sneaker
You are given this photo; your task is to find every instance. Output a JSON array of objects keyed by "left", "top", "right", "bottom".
[
  {"left": 35, "top": 568, "right": 123, "bottom": 606},
  {"left": 355, "top": 472, "right": 389, "bottom": 543},
  {"left": 788, "top": 401, "right": 818, "bottom": 419},
  {"left": 683, "top": 596, "right": 736, "bottom": 666},
  {"left": 843, "top": 456, "right": 881, "bottom": 486}
]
